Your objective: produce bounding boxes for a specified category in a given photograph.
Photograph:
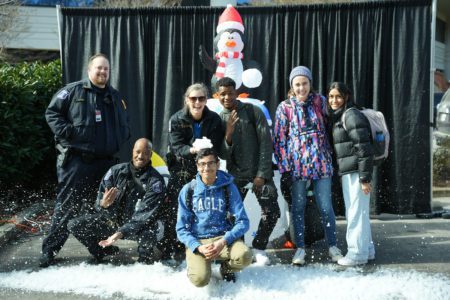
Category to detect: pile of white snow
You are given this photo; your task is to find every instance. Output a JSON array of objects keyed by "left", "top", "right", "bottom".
[{"left": 1, "top": 262, "right": 449, "bottom": 299}]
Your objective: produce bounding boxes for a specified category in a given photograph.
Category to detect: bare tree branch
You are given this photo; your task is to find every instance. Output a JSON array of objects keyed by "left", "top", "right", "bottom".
[
  {"left": 0, "top": 0, "right": 17, "bottom": 6},
  {"left": 0, "top": 0, "right": 21, "bottom": 56}
]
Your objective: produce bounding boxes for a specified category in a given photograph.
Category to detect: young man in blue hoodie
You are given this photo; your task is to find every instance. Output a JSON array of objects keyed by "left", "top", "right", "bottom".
[{"left": 176, "top": 148, "right": 252, "bottom": 287}]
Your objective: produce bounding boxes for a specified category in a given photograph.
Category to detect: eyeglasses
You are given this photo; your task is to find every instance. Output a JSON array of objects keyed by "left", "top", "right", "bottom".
[
  {"left": 197, "top": 160, "right": 217, "bottom": 168},
  {"left": 188, "top": 96, "right": 207, "bottom": 103}
]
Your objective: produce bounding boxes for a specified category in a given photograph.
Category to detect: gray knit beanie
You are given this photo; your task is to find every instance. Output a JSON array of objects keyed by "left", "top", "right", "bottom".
[{"left": 289, "top": 66, "right": 312, "bottom": 87}]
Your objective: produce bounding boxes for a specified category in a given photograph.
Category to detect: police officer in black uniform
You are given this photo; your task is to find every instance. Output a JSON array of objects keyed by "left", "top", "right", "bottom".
[
  {"left": 68, "top": 138, "right": 165, "bottom": 264},
  {"left": 40, "top": 53, "right": 130, "bottom": 267}
]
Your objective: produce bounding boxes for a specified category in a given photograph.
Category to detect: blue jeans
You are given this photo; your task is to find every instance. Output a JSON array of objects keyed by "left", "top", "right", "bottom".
[{"left": 291, "top": 177, "right": 337, "bottom": 248}]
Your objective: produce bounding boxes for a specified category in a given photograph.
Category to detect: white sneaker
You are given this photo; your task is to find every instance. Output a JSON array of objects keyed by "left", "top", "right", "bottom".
[
  {"left": 292, "top": 248, "right": 306, "bottom": 265},
  {"left": 253, "top": 249, "right": 270, "bottom": 265},
  {"left": 329, "top": 246, "right": 344, "bottom": 262},
  {"left": 338, "top": 256, "right": 368, "bottom": 266}
]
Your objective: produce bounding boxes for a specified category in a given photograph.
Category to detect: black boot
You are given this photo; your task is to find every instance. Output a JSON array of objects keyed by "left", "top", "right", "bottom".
[
  {"left": 39, "top": 253, "right": 55, "bottom": 268},
  {"left": 137, "top": 255, "right": 155, "bottom": 265},
  {"left": 87, "top": 246, "right": 120, "bottom": 264},
  {"left": 157, "top": 241, "right": 185, "bottom": 261},
  {"left": 220, "top": 262, "right": 236, "bottom": 283}
]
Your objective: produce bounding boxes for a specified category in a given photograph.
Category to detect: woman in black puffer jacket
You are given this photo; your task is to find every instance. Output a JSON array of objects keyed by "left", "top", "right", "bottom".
[{"left": 327, "top": 82, "right": 375, "bottom": 266}]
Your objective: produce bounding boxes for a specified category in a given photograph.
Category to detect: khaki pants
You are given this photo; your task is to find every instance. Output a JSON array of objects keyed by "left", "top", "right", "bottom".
[{"left": 185, "top": 236, "right": 252, "bottom": 287}]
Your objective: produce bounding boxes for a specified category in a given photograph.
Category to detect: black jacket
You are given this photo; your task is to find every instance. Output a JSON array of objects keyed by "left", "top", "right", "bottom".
[
  {"left": 95, "top": 162, "right": 166, "bottom": 239},
  {"left": 330, "top": 101, "right": 373, "bottom": 183},
  {"left": 220, "top": 101, "right": 274, "bottom": 181},
  {"left": 167, "top": 106, "right": 223, "bottom": 173},
  {"left": 45, "top": 79, "right": 130, "bottom": 155}
]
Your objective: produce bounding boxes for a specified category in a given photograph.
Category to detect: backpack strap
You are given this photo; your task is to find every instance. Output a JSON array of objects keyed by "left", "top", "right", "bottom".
[
  {"left": 283, "top": 99, "right": 293, "bottom": 123},
  {"left": 341, "top": 107, "right": 357, "bottom": 131},
  {"left": 223, "top": 184, "right": 230, "bottom": 212},
  {"left": 283, "top": 99, "right": 294, "bottom": 136},
  {"left": 312, "top": 94, "right": 326, "bottom": 130},
  {"left": 186, "top": 179, "right": 230, "bottom": 212},
  {"left": 186, "top": 179, "right": 197, "bottom": 211}
]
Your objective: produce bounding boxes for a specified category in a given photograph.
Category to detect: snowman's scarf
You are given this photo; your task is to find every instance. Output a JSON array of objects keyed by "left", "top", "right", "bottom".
[{"left": 215, "top": 51, "right": 244, "bottom": 79}]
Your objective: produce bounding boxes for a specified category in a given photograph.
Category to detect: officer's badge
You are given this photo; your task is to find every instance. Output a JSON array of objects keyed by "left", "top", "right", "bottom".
[
  {"left": 57, "top": 89, "right": 69, "bottom": 99},
  {"left": 152, "top": 181, "right": 162, "bottom": 193}
]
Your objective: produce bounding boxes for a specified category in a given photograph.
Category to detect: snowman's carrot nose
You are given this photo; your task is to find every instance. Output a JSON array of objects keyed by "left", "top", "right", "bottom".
[{"left": 226, "top": 41, "right": 236, "bottom": 47}]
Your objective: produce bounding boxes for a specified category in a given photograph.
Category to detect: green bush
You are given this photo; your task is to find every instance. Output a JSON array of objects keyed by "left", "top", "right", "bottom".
[
  {"left": 0, "top": 60, "right": 62, "bottom": 186},
  {"left": 433, "top": 139, "right": 450, "bottom": 187}
]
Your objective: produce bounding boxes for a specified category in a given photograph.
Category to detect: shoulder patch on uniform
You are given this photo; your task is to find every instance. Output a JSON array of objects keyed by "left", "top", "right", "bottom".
[
  {"left": 104, "top": 169, "right": 113, "bottom": 181},
  {"left": 152, "top": 180, "right": 163, "bottom": 193},
  {"left": 57, "top": 89, "right": 70, "bottom": 100}
]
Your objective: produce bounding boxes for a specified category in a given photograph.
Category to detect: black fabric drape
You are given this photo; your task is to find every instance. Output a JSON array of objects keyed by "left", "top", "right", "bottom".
[{"left": 59, "top": 0, "right": 431, "bottom": 214}]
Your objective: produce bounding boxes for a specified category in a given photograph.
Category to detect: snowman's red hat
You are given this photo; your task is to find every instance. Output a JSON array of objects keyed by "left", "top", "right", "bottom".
[{"left": 216, "top": 4, "right": 244, "bottom": 34}]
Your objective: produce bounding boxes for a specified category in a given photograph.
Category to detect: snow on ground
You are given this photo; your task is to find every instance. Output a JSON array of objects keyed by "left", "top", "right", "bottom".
[{"left": 0, "top": 261, "right": 449, "bottom": 300}]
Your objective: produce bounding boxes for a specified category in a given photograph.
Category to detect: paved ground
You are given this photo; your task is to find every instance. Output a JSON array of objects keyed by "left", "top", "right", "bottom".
[{"left": 0, "top": 197, "right": 449, "bottom": 299}]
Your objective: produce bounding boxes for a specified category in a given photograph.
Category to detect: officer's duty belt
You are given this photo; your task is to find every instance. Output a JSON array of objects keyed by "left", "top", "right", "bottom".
[{"left": 71, "top": 149, "right": 114, "bottom": 163}]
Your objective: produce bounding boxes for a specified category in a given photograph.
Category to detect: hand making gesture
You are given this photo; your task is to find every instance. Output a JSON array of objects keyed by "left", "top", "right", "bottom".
[
  {"left": 100, "top": 187, "right": 118, "bottom": 208},
  {"left": 225, "top": 109, "right": 239, "bottom": 146}
]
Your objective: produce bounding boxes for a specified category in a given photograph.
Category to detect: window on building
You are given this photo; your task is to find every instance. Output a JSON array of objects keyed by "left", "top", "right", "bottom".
[{"left": 436, "top": 18, "right": 446, "bottom": 43}]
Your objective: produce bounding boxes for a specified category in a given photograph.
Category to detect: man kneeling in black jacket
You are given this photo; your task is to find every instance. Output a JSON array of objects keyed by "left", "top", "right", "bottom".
[{"left": 68, "top": 138, "right": 166, "bottom": 264}]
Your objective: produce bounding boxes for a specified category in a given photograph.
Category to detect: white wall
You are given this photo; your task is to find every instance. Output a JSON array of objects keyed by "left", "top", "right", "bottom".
[
  {"left": 436, "top": 41, "right": 446, "bottom": 72},
  {"left": 6, "top": 6, "right": 59, "bottom": 50},
  {"left": 211, "top": 0, "right": 236, "bottom": 6}
]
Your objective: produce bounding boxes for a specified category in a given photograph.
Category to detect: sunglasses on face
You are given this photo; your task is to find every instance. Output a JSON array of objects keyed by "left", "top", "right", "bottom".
[
  {"left": 197, "top": 160, "right": 218, "bottom": 168},
  {"left": 188, "top": 96, "right": 207, "bottom": 103}
]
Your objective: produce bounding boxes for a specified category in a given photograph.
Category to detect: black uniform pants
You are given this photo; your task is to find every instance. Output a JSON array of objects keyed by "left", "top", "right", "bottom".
[
  {"left": 41, "top": 154, "right": 115, "bottom": 257},
  {"left": 157, "top": 169, "right": 195, "bottom": 256},
  {"left": 235, "top": 178, "right": 281, "bottom": 250},
  {"left": 68, "top": 213, "right": 157, "bottom": 259}
]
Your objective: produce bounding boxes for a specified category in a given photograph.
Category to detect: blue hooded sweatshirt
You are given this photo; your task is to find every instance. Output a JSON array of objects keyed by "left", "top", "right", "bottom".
[{"left": 176, "top": 170, "right": 249, "bottom": 253}]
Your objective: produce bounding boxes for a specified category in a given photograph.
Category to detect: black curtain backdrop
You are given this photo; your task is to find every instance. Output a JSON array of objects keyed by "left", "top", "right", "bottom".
[{"left": 58, "top": 0, "right": 431, "bottom": 214}]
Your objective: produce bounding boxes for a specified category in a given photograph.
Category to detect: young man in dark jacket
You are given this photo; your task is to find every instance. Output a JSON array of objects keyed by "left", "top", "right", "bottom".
[
  {"left": 67, "top": 138, "right": 166, "bottom": 264},
  {"left": 40, "top": 53, "right": 130, "bottom": 267},
  {"left": 216, "top": 77, "right": 280, "bottom": 265},
  {"left": 176, "top": 148, "right": 252, "bottom": 287}
]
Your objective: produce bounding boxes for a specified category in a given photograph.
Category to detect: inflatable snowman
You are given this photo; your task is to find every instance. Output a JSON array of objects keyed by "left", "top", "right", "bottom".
[{"left": 199, "top": 4, "right": 262, "bottom": 92}]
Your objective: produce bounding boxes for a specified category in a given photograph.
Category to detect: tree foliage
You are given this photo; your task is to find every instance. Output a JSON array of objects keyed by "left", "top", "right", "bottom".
[
  {"left": 0, "top": 60, "right": 62, "bottom": 186},
  {"left": 434, "top": 139, "right": 450, "bottom": 187}
]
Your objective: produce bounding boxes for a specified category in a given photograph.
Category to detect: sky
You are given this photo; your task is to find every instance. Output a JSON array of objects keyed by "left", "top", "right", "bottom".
[{"left": 0, "top": 261, "right": 449, "bottom": 300}]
